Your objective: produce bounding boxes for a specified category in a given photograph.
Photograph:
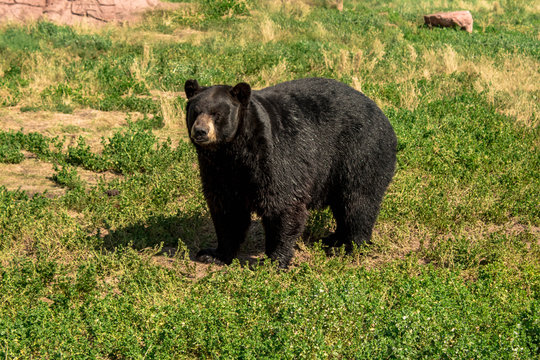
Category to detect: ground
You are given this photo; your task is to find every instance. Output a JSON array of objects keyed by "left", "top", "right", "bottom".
[{"left": 0, "top": 0, "right": 538, "bottom": 358}]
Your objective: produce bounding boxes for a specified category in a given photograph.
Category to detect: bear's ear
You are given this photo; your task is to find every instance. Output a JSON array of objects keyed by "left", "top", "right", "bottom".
[
  {"left": 230, "top": 82, "right": 251, "bottom": 106},
  {"left": 185, "top": 79, "right": 201, "bottom": 99}
]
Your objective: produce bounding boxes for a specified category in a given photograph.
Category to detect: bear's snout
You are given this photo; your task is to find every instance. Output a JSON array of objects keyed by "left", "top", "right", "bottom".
[
  {"left": 191, "top": 114, "right": 217, "bottom": 145},
  {"left": 193, "top": 126, "right": 208, "bottom": 138}
]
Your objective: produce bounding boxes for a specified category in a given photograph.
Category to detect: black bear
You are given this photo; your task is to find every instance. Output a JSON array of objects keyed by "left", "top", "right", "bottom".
[{"left": 184, "top": 78, "right": 397, "bottom": 268}]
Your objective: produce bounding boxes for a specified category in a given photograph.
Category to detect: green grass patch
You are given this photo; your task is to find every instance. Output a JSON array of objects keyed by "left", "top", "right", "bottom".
[{"left": 0, "top": 256, "right": 538, "bottom": 358}]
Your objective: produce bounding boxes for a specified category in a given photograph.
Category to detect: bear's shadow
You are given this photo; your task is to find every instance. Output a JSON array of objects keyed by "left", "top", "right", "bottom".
[
  {"left": 101, "top": 212, "right": 272, "bottom": 265},
  {"left": 101, "top": 212, "right": 330, "bottom": 266}
]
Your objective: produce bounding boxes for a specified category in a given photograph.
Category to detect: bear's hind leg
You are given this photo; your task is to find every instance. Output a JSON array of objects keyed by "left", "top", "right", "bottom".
[{"left": 326, "top": 193, "right": 382, "bottom": 251}]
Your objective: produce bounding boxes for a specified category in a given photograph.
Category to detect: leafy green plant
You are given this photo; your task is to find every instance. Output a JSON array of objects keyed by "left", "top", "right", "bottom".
[
  {"left": 0, "top": 130, "right": 65, "bottom": 163},
  {"left": 101, "top": 122, "right": 160, "bottom": 174},
  {"left": 0, "top": 132, "right": 25, "bottom": 164},
  {"left": 0, "top": 144, "right": 25, "bottom": 164},
  {"left": 66, "top": 136, "right": 108, "bottom": 171},
  {"left": 52, "top": 165, "right": 84, "bottom": 190},
  {"left": 19, "top": 105, "right": 41, "bottom": 112},
  {"left": 304, "top": 208, "right": 335, "bottom": 242},
  {"left": 201, "top": 0, "right": 251, "bottom": 18}
]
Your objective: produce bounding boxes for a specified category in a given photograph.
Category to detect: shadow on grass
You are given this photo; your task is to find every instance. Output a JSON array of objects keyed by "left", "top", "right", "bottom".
[
  {"left": 101, "top": 211, "right": 210, "bottom": 260},
  {"left": 100, "top": 212, "right": 269, "bottom": 265},
  {"left": 100, "top": 202, "right": 345, "bottom": 267}
]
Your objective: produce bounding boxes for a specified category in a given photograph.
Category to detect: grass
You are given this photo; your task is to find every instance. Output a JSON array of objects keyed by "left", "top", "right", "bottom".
[{"left": 0, "top": 0, "right": 539, "bottom": 358}]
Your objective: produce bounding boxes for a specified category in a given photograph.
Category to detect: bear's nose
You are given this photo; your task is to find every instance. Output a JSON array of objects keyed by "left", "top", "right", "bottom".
[{"left": 193, "top": 127, "right": 208, "bottom": 138}]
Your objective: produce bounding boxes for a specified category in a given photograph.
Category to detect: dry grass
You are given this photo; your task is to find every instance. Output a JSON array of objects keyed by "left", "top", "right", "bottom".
[
  {"left": 359, "top": 218, "right": 540, "bottom": 270},
  {"left": 306, "top": 25, "right": 540, "bottom": 118},
  {"left": 310, "top": 21, "right": 330, "bottom": 40},
  {"left": 351, "top": 76, "right": 363, "bottom": 92},
  {"left": 260, "top": 16, "right": 277, "bottom": 43},
  {"left": 318, "top": 38, "right": 386, "bottom": 76},
  {"left": 130, "top": 43, "right": 155, "bottom": 90},
  {"left": 398, "top": 81, "right": 420, "bottom": 111},
  {"left": 0, "top": 155, "right": 65, "bottom": 197},
  {"left": 158, "top": 92, "right": 183, "bottom": 128},
  {"left": 425, "top": 47, "right": 539, "bottom": 127},
  {"left": 0, "top": 107, "right": 131, "bottom": 149},
  {"left": 385, "top": 45, "right": 540, "bottom": 122},
  {"left": 261, "top": 0, "right": 313, "bottom": 19},
  {"left": 236, "top": 11, "right": 292, "bottom": 45},
  {"left": 369, "top": 38, "right": 386, "bottom": 71},
  {"left": 470, "top": 55, "right": 539, "bottom": 127},
  {"left": 358, "top": 221, "right": 430, "bottom": 269},
  {"left": 146, "top": 216, "right": 539, "bottom": 278},
  {"left": 255, "top": 58, "right": 291, "bottom": 87},
  {"left": 154, "top": 91, "right": 189, "bottom": 142},
  {"left": 18, "top": 51, "right": 71, "bottom": 108},
  {"left": 422, "top": 44, "right": 459, "bottom": 76},
  {"left": 121, "top": 28, "right": 208, "bottom": 46}
]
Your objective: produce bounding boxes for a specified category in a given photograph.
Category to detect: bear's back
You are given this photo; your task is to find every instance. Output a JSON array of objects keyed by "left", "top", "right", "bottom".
[
  {"left": 252, "top": 78, "right": 392, "bottom": 145},
  {"left": 257, "top": 78, "right": 364, "bottom": 104}
]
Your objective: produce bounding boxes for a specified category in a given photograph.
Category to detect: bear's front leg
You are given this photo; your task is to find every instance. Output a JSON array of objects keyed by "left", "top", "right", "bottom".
[
  {"left": 262, "top": 204, "right": 308, "bottom": 268},
  {"left": 197, "top": 201, "right": 251, "bottom": 265}
]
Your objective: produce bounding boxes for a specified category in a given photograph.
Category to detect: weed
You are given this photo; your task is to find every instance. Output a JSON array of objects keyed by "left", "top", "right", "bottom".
[
  {"left": 66, "top": 136, "right": 108, "bottom": 171},
  {"left": 0, "top": 130, "right": 65, "bottom": 163},
  {"left": 52, "top": 165, "right": 84, "bottom": 190},
  {"left": 201, "top": 0, "right": 251, "bottom": 18},
  {"left": 19, "top": 105, "right": 40, "bottom": 112},
  {"left": 0, "top": 132, "right": 25, "bottom": 164}
]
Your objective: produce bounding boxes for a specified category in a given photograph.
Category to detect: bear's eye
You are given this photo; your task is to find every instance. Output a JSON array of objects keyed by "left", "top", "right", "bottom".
[{"left": 212, "top": 113, "right": 222, "bottom": 123}]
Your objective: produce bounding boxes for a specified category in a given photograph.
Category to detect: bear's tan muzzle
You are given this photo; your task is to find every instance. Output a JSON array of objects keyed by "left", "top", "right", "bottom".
[{"left": 191, "top": 114, "right": 217, "bottom": 145}]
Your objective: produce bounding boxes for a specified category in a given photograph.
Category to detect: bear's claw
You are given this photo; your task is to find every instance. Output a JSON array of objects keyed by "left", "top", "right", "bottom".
[{"left": 196, "top": 249, "right": 227, "bottom": 265}]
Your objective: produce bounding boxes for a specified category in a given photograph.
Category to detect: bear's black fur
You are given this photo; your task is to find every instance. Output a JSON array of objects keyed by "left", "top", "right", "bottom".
[{"left": 184, "top": 78, "right": 397, "bottom": 268}]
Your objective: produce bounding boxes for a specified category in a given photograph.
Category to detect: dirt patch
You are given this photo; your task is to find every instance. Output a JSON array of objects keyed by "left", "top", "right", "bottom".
[
  {"left": 152, "top": 251, "right": 219, "bottom": 280},
  {"left": 0, "top": 154, "right": 65, "bottom": 197},
  {"left": 1, "top": 106, "right": 189, "bottom": 148},
  {"left": 0, "top": 107, "right": 134, "bottom": 150},
  {"left": 0, "top": 151, "right": 120, "bottom": 196},
  {"left": 0, "top": 106, "right": 187, "bottom": 197},
  {"left": 357, "top": 222, "right": 429, "bottom": 269}
]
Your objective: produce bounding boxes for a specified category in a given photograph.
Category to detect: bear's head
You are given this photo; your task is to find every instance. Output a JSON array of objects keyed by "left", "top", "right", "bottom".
[{"left": 184, "top": 79, "right": 251, "bottom": 147}]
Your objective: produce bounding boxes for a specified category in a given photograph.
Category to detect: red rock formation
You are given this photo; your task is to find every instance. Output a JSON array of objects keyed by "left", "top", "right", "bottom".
[
  {"left": 424, "top": 11, "right": 473, "bottom": 33},
  {"left": 0, "top": 0, "right": 165, "bottom": 25}
]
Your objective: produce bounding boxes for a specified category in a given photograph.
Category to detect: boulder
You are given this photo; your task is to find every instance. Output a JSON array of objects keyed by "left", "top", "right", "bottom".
[
  {"left": 424, "top": 11, "right": 473, "bottom": 33},
  {"left": 0, "top": 0, "right": 166, "bottom": 25}
]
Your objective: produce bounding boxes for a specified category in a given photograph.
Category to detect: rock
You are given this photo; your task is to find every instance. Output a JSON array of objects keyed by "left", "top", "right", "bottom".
[
  {"left": 0, "top": 0, "right": 167, "bottom": 25},
  {"left": 424, "top": 11, "right": 473, "bottom": 33},
  {"left": 17, "top": 0, "right": 47, "bottom": 6},
  {"left": 105, "top": 189, "right": 120, "bottom": 197}
]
